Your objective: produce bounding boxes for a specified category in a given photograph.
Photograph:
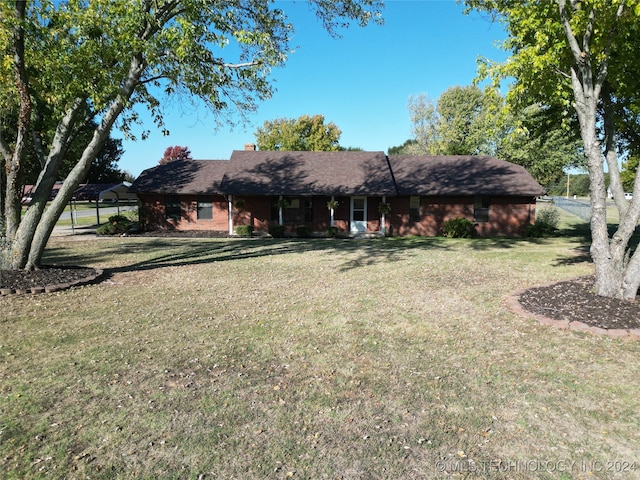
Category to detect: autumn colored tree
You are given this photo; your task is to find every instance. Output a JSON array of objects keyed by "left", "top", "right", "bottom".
[
  {"left": 159, "top": 146, "right": 193, "bottom": 165},
  {"left": 0, "top": 0, "right": 382, "bottom": 270},
  {"left": 465, "top": 0, "right": 640, "bottom": 299}
]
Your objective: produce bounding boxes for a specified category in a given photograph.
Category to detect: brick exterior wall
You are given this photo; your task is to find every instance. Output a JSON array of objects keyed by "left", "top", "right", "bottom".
[
  {"left": 138, "top": 193, "right": 229, "bottom": 232},
  {"left": 137, "top": 194, "right": 537, "bottom": 237}
]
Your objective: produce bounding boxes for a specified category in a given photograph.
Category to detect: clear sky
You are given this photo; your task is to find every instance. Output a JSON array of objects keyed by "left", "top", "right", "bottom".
[{"left": 117, "top": 0, "right": 508, "bottom": 177}]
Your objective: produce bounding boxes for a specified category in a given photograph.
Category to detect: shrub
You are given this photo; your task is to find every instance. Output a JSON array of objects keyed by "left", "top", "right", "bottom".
[
  {"left": 96, "top": 214, "right": 134, "bottom": 236},
  {"left": 235, "top": 225, "right": 253, "bottom": 237},
  {"left": 326, "top": 226, "right": 339, "bottom": 238},
  {"left": 268, "top": 223, "right": 285, "bottom": 238},
  {"left": 442, "top": 217, "right": 474, "bottom": 238},
  {"left": 527, "top": 206, "right": 560, "bottom": 237},
  {"left": 296, "top": 225, "right": 312, "bottom": 238}
]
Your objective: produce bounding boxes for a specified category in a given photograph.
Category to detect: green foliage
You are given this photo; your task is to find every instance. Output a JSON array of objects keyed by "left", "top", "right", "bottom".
[
  {"left": 403, "top": 86, "right": 504, "bottom": 156},
  {"left": 235, "top": 225, "right": 253, "bottom": 237},
  {"left": 401, "top": 89, "right": 582, "bottom": 190},
  {"left": 378, "top": 202, "right": 391, "bottom": 215},
  {"left": 255, "top": 114, "right": 342, "bottom": 151},
  {"left": 326, "top": 226, "right": 339, "bottom": 238},
  {"left": 96, "top": 214, "right": 134, "bottom": 236},
  {"left": 326, "top": 199, "right": 339, "bottom": 210},
  {"left": 496, "top": 104, "right": 584, "bottom": 190},
  {"left": 527, "top": 206, "right": 560, "bottom": 238},
  {"left": 442, "top": 218, "right": 474, "bottom": 238},
  {"left": 1, "top": 0, "right": 383, "bottom": 269},
  {"left": 268, "top": 223, "right": 285, "bottom": 238},
  {"left": 621, "top": 156, "right": 638, "bottom": 192},
  {"left": 388, "top": 139, "right": 416, "bottom": 155},
  {"left": 464, "top": 0, "right": 640, "bottom": 298},
  {"left": 295, "top": 225, "right": 312, "bottom": 238}
]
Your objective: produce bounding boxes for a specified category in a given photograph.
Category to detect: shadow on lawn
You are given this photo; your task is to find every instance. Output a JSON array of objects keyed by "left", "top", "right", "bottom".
[
  {"left": 551, "top": 220, "right": 640, "bottom": 266},
  {"left": 45, "top": 220, "right": 620, "bottom": 281},
  {"left": 44, "top": 236, "right": 454, "bottom": 281}
]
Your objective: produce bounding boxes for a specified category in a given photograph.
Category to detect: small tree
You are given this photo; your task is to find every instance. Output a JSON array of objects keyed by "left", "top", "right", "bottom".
[{"left": 159, "top": 146, "right": 193, "bottom": 165}]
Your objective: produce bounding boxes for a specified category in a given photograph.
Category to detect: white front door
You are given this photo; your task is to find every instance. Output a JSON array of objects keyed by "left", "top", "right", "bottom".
[{"left": 350, "top": 196, "right": 367, "bottom": 233}]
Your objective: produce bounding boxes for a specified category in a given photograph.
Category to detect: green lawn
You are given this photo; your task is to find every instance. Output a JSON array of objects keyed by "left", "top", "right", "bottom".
[{"left": 1, "top": 214, "right": 639, "bottom": 479}]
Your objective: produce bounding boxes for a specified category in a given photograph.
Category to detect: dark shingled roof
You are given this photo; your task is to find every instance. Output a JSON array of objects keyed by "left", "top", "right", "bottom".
[
  {"left": 218, "top": 150, "right": 396, "bottom": 196},
  {"left": 130, "top": 153, "right": 545, "bottom": 198},
  {"left": 389, "top": 155, "right": 546, "bottom": 196},
  {"left": 129, "top": 159, "right": 230, "bottom": 194}
]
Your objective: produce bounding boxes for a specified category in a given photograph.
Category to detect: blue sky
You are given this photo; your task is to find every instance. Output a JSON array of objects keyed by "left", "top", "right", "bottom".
[{"left": 117, "top": 0, "right": 508, "bottom": 177}]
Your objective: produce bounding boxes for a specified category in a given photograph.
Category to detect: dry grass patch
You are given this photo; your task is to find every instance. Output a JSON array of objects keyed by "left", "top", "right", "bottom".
[{"left": 2, "top": 231, "right": 640, "bottom": 479}]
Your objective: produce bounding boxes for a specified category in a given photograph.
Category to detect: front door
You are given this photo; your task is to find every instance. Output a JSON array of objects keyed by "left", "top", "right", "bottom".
[{"left": 350, "top": 196, "right": 367, "bottom": 233}]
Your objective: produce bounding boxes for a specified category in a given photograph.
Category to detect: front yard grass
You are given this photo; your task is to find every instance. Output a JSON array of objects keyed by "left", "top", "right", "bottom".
[{"left": 2, "top": 216, "right": 639, "bottom": 479}]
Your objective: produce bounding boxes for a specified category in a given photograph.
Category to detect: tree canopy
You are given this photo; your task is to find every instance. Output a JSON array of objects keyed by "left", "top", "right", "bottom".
[
  {"left": 254, "top": 114, "right": 342, "bottom": 151},
  {"left": 159, "top": 145, "right": 193, "bottom": 165},
  {"left": 465, "top": 0, "right": 640, "bottom": 299},
  {"left": 393, "top": 86, "right": 582, "bottom": 190},
  {"left": 0, "top": 0, "right": 383, "bottom": 270},
  {"left": 401, "top": 87, "right": 501, "bottom": 156}
]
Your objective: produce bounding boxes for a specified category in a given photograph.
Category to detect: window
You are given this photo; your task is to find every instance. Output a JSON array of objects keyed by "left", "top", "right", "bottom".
[
  {"left": 272, "top": 196, "right": 313, "bottom": 223},
  {"left": 284, "top": 197, "right": 313, "bottom": 223},
  {"left": 474, "top": 196, "right": 490, "bottom": 223},
  {"left": 409, "top": 196, "right": 421, "bottom": 223},
  {"left": 197, "top": 196, "right": 213, "bottom": 220},
  {"left": 165, "top": 195, "right": 182, "bottom": 220}
]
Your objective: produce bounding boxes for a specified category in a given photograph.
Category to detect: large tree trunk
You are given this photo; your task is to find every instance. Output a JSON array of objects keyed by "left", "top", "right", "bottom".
[
  {"left": 3, "top": 51, "right": 146, "bottom": 270},
  {"left": 24, "top": 55, "right": 146, "bottom": 269},
  {"left": 2, "top": 99, "right": 85, "bottom": 269},
  {"left": 3, "top": 0, "right": 30, "bottom": 247},
  {"left": 559, "top": 0, "right": 639, "bottom": 300}
]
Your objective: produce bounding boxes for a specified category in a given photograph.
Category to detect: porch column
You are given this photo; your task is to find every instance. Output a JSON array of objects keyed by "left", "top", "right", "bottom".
[
  {"left": 330, "top": 195, "right": 335, "bottom": 227},
  {"left": 381, "top": 195, "right": 386, "bottom": 236},
  {"left": 228, "top": 195, "right": 233, "bottom": 235},
  {"left": 278, "top": 195, "right": 284, "bottom": 226}
]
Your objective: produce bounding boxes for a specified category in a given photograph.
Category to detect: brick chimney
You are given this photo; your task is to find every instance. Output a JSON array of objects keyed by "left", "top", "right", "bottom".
[{"left": 244, "top": 143, "right": 256, "bottom": 151}]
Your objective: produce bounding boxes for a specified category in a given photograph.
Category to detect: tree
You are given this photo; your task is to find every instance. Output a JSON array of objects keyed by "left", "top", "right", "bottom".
[
  {"left": 0, "top": 0, "right": 382, "bottom": 270},
  {"left": 403, "top": 94, "right": 439, "bottom": 155},
  {"left": 401, "top": 86, "right": 504, "bottom": 156},
  {"left": 255, "top": 114, "right": 342, "bottom": 151},
  {"left": 397, "top": 87, "right": 581, "bottom": 190},
  {"left": 160, "top": 145, "right": 193, "bottom": 165},
  {"left": 465, "top": 0, "right": 640, "bottom": 299},
  {"left": 388, "top": 139, "right": 416, "bottom": 156},
  {"left": 1, "top": 110, "right": 126, "bottom": 187},
  {"left": 437, "top": 85, "right": 503, "bottom": 155},
  {"left": 496, "top": 104, "right": 584, "bottom": 190}
]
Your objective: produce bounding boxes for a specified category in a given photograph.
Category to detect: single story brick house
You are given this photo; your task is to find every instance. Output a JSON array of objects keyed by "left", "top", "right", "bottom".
[{"left": 129, "top": 146, "right": 545, "bottom": 237}]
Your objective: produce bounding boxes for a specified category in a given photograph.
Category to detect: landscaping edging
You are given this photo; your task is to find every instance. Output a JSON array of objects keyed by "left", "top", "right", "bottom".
[
  {"left": 0, "top": 268, "right": 104, "bottom": 296},
  {"left": 507, "top": 282, "right": 640, "bottom": 340}
]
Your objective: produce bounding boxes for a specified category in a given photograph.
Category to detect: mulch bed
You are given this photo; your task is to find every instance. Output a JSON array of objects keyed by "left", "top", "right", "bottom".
[
  {"left": 517, "top": 275, "right": 640, "bottom": 331},
  {"left": 2, "top": 264, "right": 638, "bottom": 334},
  {"left": 0, "top": 266, "right": 101, "bottom": 295}
]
